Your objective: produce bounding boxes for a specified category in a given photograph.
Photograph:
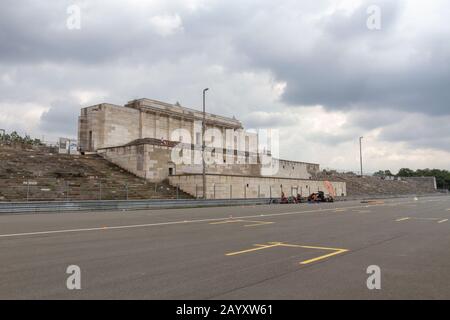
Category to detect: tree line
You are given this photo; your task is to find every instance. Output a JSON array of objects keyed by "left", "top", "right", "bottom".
[
  {"left": 0, "top": 131, "right": 43, "bottom": 146},
  {"left": 373, "top": 168, "right": 450, "bottom": 190}
]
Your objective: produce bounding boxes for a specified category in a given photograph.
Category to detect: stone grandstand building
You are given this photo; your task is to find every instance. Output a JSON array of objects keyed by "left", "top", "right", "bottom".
[{"left": 78, "top": 98, "right": 346, "bottom": 199}]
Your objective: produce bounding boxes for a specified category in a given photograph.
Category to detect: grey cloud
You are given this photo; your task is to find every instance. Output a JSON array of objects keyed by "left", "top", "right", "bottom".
[
  {"left": 39, "top": 100, "right": 81, "bottom": 137},
  {"left": 0, "top": 0, "right": 203, "bottom": 65},
  {"left": 241, "top": 111, "right": 298, "bottom": 129},
  {"left": 231, "top": 0, "right": 450, "bottom": 116},
  {"left": 1, "top": 0, "right": 450, "bottom": 161},
  {"left": 346, "top": 109, "right": 404, "bottom": 130},
  {"left": 378, "top": 114, "right": 450, "bottom": 152},
  {"left": 321, "top": 1, "right": 402, "bottom": 40}
]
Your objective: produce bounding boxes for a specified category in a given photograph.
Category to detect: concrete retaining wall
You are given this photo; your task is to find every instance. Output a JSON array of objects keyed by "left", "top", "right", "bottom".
[{"left": 169, "top": 174, "right": 347, "bottom": 199}]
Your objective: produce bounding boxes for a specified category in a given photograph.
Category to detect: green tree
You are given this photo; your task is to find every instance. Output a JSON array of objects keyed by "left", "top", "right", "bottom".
[
  {"left": 397, "top": 168, "right": 415, "bottom": 177},
  {"left": 396, "top": 168, "right": 450, "bottom": 190},
  {"left": 373, "top": 170, "right": 394, "bottom": 177}
]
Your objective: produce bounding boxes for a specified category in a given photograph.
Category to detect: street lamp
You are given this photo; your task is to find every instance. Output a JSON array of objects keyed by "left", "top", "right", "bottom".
[
  {"left": 202, "top": 88, "right": 209, "bottom": 199},
  {"left": 359, "top": 136, "right": 364, "bottom": 177}
]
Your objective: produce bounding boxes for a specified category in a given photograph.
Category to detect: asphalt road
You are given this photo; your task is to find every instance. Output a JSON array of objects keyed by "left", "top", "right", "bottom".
[{"left": 1, "top": 195, "right": 450, "bottom": 299}]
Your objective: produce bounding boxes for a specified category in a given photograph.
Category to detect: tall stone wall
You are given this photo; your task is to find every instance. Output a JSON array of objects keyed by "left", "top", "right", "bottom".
[
  {"left": 99, "top": 139, "right": 323, "bottom": 183},
  {"left": 274, "top": 159, "right": 320, "bottom": 179},
  {"left": 99, "top": 144, "right": 147, "bottom": 179},
  {"left": 78, "top": 103, "right": 140, "bottom": 152},
  {"left": 100, "top": 142, "right": 263, "bottom": 182},
  {"left": 78, "top": 99, "right": 253, "bottom": 153},
  {"left": 402, "top": 177, "right": 437, "bottom": 190},
  {"left": 169, "top": 174, "right": 347, "bottom": 199},
  {"left": 100, "top": 143, "right": 173, "bottom": 181},
  {"left": 316, "top": 172, "right": 438, "bottom": 196}
]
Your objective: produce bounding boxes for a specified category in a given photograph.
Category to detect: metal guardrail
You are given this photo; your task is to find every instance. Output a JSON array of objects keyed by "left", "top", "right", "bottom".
[
  {"left": 0, "top": 198, "right": 272, "bottom": 214},
  {"left": 1, "top": 193, "right": 446, "bottom": 214},
  {"left": 338, "top": 193, "right": 447, "bottom": 202}
]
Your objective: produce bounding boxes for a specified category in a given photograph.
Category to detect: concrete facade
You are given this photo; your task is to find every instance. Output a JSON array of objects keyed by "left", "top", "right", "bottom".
[
  {"left": 274, "top": 159, "right": 320, "bottom": 179},
  {"left": 78, "top": 99, "right": 249, "bottom": 152},
  {"left": 79, "top": 98, "right": 334, "bottom": 198},
  {"left": 99, "top": 138, "right": 319, "bottom": 183},
  {"left": 78, "top": 103, "right": 140, "bottom": 152},
  {"left": 169, "top": 174, "right": 347, "bottom": 199}
]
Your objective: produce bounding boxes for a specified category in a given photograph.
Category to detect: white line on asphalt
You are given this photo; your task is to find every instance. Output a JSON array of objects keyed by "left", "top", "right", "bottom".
[{"left": 0, "top": 199, "right": 427, "bottom": 239}]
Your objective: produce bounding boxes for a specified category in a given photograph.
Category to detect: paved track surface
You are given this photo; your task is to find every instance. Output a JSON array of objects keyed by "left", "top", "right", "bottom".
[{"left": 1, "top": 195, "right": 450, "bottom": 299}]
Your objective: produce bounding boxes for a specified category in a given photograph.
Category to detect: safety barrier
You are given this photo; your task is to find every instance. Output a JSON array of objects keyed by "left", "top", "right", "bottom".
[{"left": 0, "top": 198, "right": 272, "bottom": 214}]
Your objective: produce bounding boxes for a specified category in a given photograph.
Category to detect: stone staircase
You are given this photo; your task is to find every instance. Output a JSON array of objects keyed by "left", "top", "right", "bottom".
[
  {"left": 0, "top": 144, "right": 192, "bottom": 201},
  {"left": 315, "top": 172, "right": 437, "bottom": 197}
]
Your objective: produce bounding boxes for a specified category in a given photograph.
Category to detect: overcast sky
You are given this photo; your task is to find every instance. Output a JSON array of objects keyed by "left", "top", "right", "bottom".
[{"left": 1, "top": 0, "right": 449, "bottom": 173}]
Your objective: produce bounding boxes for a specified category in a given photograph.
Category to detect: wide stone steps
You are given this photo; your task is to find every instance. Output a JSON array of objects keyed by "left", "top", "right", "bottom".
[{"left": 0, "top": 144, "right": 192, "bottom": 201}]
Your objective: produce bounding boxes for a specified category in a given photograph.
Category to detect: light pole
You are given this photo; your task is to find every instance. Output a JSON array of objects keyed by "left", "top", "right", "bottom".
[
  {"left": 202, "top": 88, "right": 209, "bottom": 199},
  {"left": 359, "top": 136, "right": 364, "bottom": 177}
]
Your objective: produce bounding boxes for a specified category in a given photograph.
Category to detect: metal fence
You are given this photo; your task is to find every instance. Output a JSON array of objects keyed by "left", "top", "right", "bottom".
[
  {"left": 0, "top": 178, "right": 185, "bottom": 202},
  {"left": 0, "top": 198, "right": 273, "bottom": 214}
]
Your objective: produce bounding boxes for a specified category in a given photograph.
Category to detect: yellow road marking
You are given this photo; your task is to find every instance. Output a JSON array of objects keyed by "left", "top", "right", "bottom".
[
  {"left": 244, "top": 221, "right": 274, "bottom": 227},
  {"left": 396, "top": 217, "right": 410, "bottom": 222},
  {"left": 300, "top": 249, "right": 349, "bottom": 265},
  {"left": 438, "top": 219, "right": 448, "bottom": 224},
  {"left": 362, "top": 200, "right": 384, "bottom": 204},
  {"left": 225, "top": 242, "right": 348, "bottom": 265},
  {"left": 226, "top": 243, "right": 282, "bottom": 256}
]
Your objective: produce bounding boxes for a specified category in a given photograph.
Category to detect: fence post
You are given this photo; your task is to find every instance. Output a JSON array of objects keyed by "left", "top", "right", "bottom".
[
  {"left": 213, "top": 184, "right": 216, "bottom": 199},
  {"left": 269, "top": 186, "right": 272, "bottom": 199},
  {"left": 99, "top": 181, "right": 102, "bottom": 200},
  {"left": 230, "top": 184, "right": 232, "bottom": 199},
  {"left": 26, "top": 179, "right": 30, "bottom": 202},
  {"left": 125, "top": 184, "right": 129, "bottom": 200}
]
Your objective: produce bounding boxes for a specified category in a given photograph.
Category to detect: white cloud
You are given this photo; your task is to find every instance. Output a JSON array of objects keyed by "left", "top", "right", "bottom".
[
  {"left": 0, "top": 102, "right": 48, "bottom": 136},
  {"left": 149, "top": 14, "right": 183, "bottom": 37},
  {"left": 70, "top": 89, "right": 109, "bottom": 105}
]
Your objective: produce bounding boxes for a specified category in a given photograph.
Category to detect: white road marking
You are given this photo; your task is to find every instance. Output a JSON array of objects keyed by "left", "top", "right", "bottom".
[{"left": 0, "top": 199, "right": 432, "bottom": 239}]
